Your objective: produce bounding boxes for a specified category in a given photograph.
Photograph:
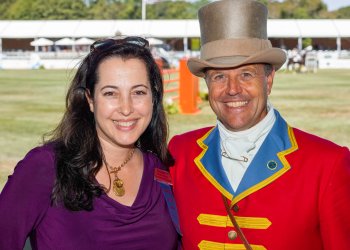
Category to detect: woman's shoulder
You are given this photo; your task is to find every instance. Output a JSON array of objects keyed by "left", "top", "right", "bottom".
[
  {"left": 1, "top": 143, "right": 57, "bottom": 213},
  {"left": 27, "top": 142, "right": 55, "bottom": 155},
  {"left": 143, "top": 150, "right": 167, "bottom": 170},
  {"left": 21, "top": 143, "right": 56, "bottom": 166},
  {"left": 12, "top": 143, "right": 56, "bottom": 184}
]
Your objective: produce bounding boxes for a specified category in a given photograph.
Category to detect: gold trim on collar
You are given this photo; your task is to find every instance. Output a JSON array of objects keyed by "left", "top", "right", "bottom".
[
  {"left": 195, "top": 127, "right": 234, "bottom": 200},
  {"left": 230, "top": 126, "right": 298, "bottom": 207},
  {"left": 194, "top": 125, "right": 299, "bottom": 207}
]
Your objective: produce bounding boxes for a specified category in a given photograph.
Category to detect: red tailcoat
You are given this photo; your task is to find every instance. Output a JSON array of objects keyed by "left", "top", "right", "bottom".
[{"left": 169, "top": 111, "right": 350, "bottom": 250}]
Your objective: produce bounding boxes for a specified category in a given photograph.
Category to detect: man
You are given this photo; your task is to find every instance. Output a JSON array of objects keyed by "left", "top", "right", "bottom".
[{"left": 169, "top": 0, "right": 350, "bottom": 249}]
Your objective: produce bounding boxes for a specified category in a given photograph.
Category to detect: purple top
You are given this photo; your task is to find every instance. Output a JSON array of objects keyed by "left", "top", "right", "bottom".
[{"left": 0, "top": 144, "right": 178, "bottom": 250}]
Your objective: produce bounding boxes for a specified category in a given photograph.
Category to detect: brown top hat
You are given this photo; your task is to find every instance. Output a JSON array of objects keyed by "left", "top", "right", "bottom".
[{"left": 188, "top": 0, "right": 287, "bottom": 77}]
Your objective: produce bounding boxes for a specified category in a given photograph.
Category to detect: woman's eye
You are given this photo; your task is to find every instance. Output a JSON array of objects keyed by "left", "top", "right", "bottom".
[
  {"left": 134, "top": 90, "right": 147, "bottom": 95},
  {"left": 103, "top": 91, "right": 115, "bottom": 96}
]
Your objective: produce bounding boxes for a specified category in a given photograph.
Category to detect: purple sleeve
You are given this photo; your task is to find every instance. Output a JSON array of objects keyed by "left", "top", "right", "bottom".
[{"left": 0, "top": 145, "right": 55, "bottom": 250}]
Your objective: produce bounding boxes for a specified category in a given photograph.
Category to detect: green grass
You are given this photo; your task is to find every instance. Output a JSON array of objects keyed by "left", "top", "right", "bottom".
[
  {"left": 1, "top": 68, "right": 349, "bottom": 190},
  {"left": 0, "top": 69, "right": 71, "bottom": 189}
]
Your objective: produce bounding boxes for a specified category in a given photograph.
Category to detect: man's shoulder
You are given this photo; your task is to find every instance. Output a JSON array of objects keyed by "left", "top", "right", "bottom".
[
  {"left": 170, "top": 126, "right": 214, "bottom": 143},
  {"left": 292, "top": 127, "right": 348, "bottom": 152}
]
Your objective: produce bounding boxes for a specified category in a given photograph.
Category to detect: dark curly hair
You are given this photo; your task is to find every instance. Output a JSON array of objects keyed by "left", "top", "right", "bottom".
[{"left": 45, "top": 38, "right": 173, "bottom": 211}]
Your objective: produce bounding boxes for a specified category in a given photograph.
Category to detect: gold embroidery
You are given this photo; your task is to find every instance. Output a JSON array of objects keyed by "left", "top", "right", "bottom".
[
  {"left": 197, "top": 214, "right": 271, "bottom": 229},
  {"left": 198, "top": 240, "right": 267, "bottom": 250}
]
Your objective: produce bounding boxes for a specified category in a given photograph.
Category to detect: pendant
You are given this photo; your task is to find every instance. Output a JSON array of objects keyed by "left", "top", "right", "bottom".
[{"left": 113, "top": 178, "right": 125, "bottom": 196}]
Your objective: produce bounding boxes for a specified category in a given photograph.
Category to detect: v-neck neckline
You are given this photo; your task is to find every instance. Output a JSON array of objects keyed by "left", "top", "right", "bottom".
[{"left": 101, "top": 151, "right": 147, "bottom": 208}]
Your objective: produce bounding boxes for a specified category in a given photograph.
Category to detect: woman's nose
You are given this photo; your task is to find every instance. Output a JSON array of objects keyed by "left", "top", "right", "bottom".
[{"left": 118, "top": 95, "right": 134, "bottom": 116}]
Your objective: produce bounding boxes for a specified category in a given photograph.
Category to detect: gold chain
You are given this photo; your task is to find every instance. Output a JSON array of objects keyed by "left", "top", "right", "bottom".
[{"left": 103, "top": 148, "right": 136, "bottom": 197}]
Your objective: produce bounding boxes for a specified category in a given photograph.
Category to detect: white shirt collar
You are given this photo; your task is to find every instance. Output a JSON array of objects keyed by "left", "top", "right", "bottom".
[{"left": 218, "top": 101, "right": 276, "bottom": 161}]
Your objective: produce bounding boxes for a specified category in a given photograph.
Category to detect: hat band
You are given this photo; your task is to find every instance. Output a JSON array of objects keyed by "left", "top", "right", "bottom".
[
  {"left": 207, "top": 56, "right": 248, "bottom": 65},
  {"left": 200, "top": 38, "right": 272, "bottom": 61}
]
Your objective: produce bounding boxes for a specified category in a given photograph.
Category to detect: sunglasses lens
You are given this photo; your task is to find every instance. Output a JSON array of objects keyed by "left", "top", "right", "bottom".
[
  {"left": 90, "top": 37, "right": 149, "bottom": 53},
  {"left": 90, "top": 39, "right": 115, "bottom": 52},
  {"left": 124, "top": 37, "right": 149, "bottom": 48}
]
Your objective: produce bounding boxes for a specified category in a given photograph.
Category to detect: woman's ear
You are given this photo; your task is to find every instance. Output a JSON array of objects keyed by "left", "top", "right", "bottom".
[{"left": 85, "top": 89, "right": 94, "bottom": 113}]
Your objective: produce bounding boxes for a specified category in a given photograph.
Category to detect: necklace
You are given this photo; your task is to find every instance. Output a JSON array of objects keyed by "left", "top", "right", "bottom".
[{"left": 103, "top": 148, "right": 135, "bottom": 197}]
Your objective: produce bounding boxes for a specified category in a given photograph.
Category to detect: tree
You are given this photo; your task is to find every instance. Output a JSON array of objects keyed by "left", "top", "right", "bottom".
[
  {"left": 145, "top": 0, "right": 209, "bottom": 19},
  {"left": 334, "top": 6, "right": 350, "bottom": 19},
  {"left": 88, "top": 0, "right": 141, "bottom": 19},
  {"left": 147, "top": 1, "right": 195, "bottom": 19},
  {"left": 4, "top": 0, "right": 33, "bottom": 19},
  {"left": 0, "top": 0, "right": 348, "bottom": 20},
  {"left": 261, "top": 0, "right": 331, "bottom": 19},
  {"left": 34, "top": 0, "right": 89, "bottom": 20},
  {"left": 0, "top": 0, "right": 17, "bottom": 19},
  {"left": 4, "top": 0, "right": 89, "bottom": 20}
]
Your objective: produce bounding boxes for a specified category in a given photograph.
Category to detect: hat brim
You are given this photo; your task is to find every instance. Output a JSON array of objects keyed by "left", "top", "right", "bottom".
[{"left": 188, "top": 48, "right": 287, "bottom": 77}]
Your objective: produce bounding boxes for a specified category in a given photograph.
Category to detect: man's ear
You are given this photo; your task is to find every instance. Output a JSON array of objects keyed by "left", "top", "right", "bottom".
[
  {"left": 85, "top": 89, "right": 94, "bottom": 113},
  {"left": 266, "top": 69, "right": 275, "bottom": 95}
]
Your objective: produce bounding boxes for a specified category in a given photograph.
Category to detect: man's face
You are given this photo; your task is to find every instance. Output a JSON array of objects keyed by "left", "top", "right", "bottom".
[{"left": 205, "top": 63, "right": 275, "bottom": 132}]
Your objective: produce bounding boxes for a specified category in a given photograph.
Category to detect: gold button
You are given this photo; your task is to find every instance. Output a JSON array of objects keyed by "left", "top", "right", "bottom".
[
  {"left": 232, "top": 204, "right": 239, "bottom": 212},
  {"left": 228, "top": 230, "right": 237, "bottom": 240}
]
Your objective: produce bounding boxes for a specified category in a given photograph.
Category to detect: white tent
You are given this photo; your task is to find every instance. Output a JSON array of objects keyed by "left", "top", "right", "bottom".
[
  {"left": 75, "top": 37, "right": 95, "bottom": 45},
  {"left": 30, "top": 37, "right": 54, "bottom": 46},
  {"left": 55, "top": 37, "right": 75, "bottom": 46},
  {"left": 1, "top": 19, "right": 350, "bottom": 53},
  {"left": 1, "top": 19, "right": 350, "bottom": 40},
  {"left": 147, "top": 37, "right": 164, "bottom": 45}
]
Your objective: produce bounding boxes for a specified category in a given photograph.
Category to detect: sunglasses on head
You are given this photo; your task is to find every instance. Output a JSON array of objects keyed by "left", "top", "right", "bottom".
[{"left": 90, "top": 36, "right": 149, "bottom": 52}]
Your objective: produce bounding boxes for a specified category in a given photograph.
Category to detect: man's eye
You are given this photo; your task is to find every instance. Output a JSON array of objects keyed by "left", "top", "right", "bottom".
[
  {"left": 240, "top": 72, "right": 255, "bottom": 81},
  {"left": 211, "top": 74, "right": 226, "bottom": 82}
]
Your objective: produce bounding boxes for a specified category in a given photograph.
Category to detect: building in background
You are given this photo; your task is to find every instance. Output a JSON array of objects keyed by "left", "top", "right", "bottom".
[{"left": 0, "top": 19, "right": 349, "bottom": 69}]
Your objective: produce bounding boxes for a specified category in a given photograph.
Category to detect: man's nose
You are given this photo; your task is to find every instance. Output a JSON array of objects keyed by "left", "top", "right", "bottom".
[{"left": 226, "top": 75, "right": 242, "bottom": 95}]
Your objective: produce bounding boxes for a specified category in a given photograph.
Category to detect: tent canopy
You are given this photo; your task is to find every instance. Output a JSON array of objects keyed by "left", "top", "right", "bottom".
[
  {"left": 0, "top": 19, "right": 349, "bottom": 39},
  {"left": 30, "top": 37, "right": 54, "bottom": 46},
  {"left": 75, "top": 37, "right": 95, "bottom": 45},
  {"left": 55, "top": 37, "right": 75, "bottom": 46}
]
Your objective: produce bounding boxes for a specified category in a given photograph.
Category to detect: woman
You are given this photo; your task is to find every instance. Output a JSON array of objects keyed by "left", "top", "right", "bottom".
[{"left": 0, "top": 37, "right": 180, "bottom": 249}]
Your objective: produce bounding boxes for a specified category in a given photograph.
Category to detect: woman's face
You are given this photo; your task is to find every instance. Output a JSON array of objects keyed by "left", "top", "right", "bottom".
[{"left": 87, "top": 57, "right": 153, "bottom": 149}]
